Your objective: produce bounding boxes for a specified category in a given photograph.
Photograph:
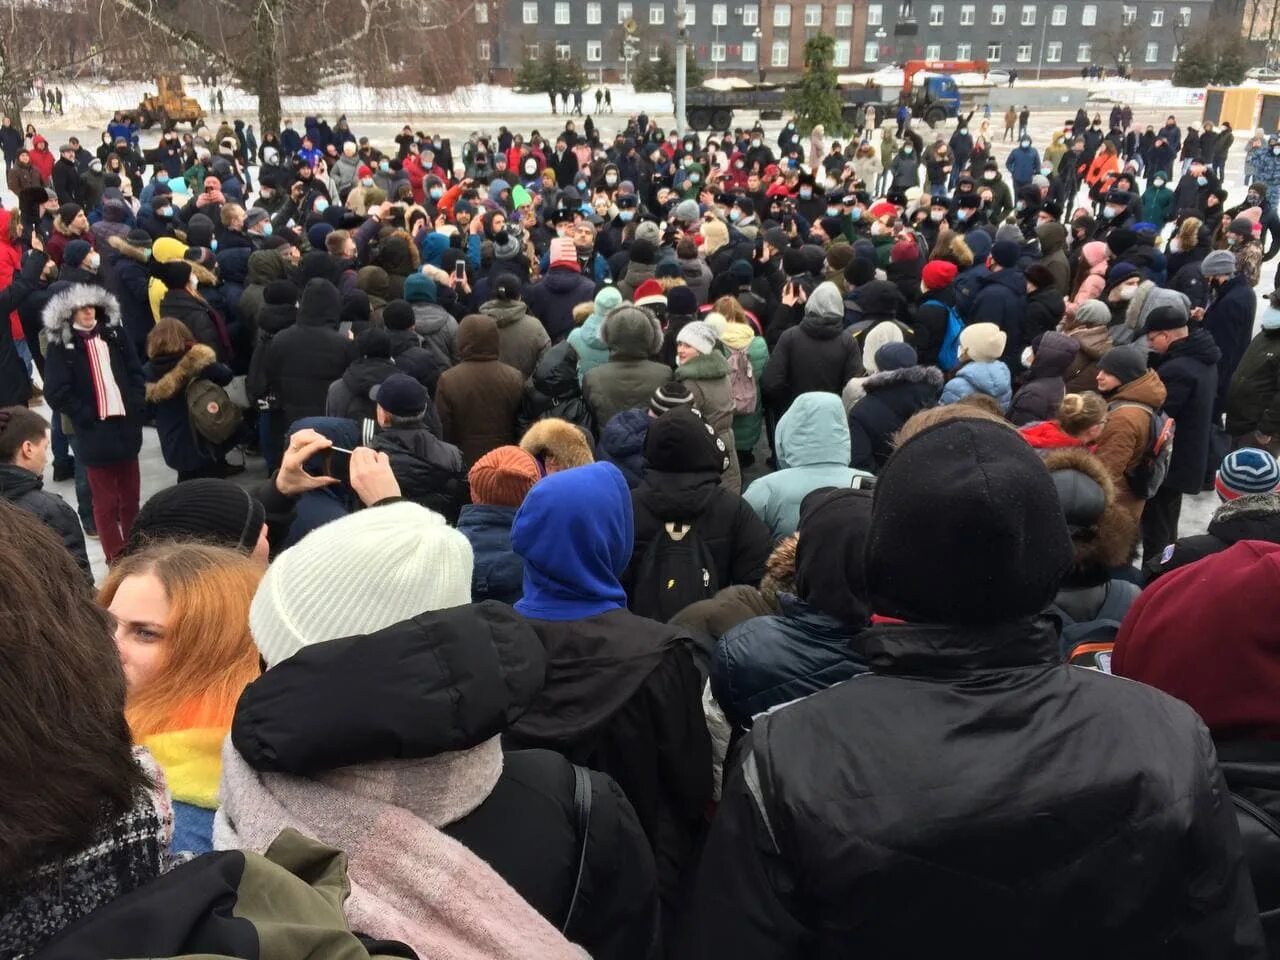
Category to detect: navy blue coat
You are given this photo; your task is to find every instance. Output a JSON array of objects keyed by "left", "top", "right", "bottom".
[
  {"left": 105, "top": 236, "right": 155, "bottom": 360},
  {"left": 711, "top": 595, "right": 869, "bottom": 732},
  {"left": 1204, "top": 274, "right": 1258, "bottom": 415},
  {"left": 41, "top": 284, "right": 145, "bottom": 467},
  {"left": 966, "top": 267, "right": 1027, "bottom": 369},
  {"left": 523, "top": 267, "right": 597, "bottom": 341},
  {"left": 1150, "top": 326, "right": 1221, "bottom": 494},
  {"left": 457, "top": 503, "right": 524, "bottom": 605},
  {"left": 144, "top": 343, "right": 235, "bottom": 475}
]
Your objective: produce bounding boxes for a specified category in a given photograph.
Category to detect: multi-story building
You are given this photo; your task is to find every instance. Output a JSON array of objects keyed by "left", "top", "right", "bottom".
[{"left": 475, "top": 0, "right": 1215, "bottom": 80}]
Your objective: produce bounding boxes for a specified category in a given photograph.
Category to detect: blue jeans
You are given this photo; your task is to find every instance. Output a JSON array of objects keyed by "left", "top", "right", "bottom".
[
  {"left": 15, "top": 337, "right": 32, "bottom": 376},
  {"left": 66, "top": 436, "right": 95, "bottom": 528},
  {"left": 259, "top": 410, "right": 283, "bottom": 472}
]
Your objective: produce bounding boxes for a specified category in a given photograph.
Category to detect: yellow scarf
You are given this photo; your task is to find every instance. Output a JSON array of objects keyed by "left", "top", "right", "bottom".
[{"left": 141, "top": 726, "right": 226, "bottom": 809}]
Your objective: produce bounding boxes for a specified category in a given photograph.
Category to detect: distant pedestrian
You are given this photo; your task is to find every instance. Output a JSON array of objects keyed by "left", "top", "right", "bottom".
[
  {"left": 548, "top": 89, "right": 557, "bottom": 114},
  {"left": 1018, "top": 106, "right": 1030, "bottom": 139},
  {"left": 41, "top": 89, "right": 49, "bottom": 116},
  {"left": 1004, "top": 106, "right": 1017, "bottom": 141},
  {"left": 217, "top": 88, "right": 224, "bottom": 115},
  {"left": 596, "top": 88, "right": 603, "bottom": 111},
  {"left": 573, "top": 89, "right": 583, "bottom": 115},
  {"left": 604, "top": 88, "right": 612, "bottom": 112},
  {"left": 54, "top": 88, "right": 62, "bottom": 115},
  {"left": 1009, "top": 68, "right": 1018, "bottom": 87}
]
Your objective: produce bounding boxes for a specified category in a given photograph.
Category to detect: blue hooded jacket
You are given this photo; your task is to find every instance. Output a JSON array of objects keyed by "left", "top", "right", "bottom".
[
  {"left": 457, "top": 503, "right": 524, "bottom": 605},
  {"left": 512, "top": 461, "right": 633, "bottom": 621}
]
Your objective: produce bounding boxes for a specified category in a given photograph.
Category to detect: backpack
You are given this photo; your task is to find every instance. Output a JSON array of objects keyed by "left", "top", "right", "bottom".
[
  {"left": 924, "top": 298, "right": 965, "bottom": 372},
  {"left": 630, "top": 521, "right": 719, "bottom": 622},
  {"left": 1108, "top": 400, "right": 1175, "bottom": 499},
  {"left": 185, "top": 377, "right": 242, "bottom": 446},
  {"left": 1046, "top": 579, "right": 1141, "bottom": 673},
  {"left": 726, "top": 345, "right": 757, "bottom": 415}
]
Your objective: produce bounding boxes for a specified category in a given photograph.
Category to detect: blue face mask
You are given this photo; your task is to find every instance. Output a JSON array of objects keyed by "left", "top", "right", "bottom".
[
  {"left": 429, "top": 187, "right": 443, "bottom": 200},
  {"left": 849, "top": 207, "right": 862, "bottom": 222},
  {"left": 1102, "top": 207, "right": 1118, "bottom": 219},
  {"left": 826, "top": 206, "right": 840, "bottom": 217},
  {"left": 619, "top": 210, "right": 634, "bottom": 222},
  {"left": 1197, "top": 175, "right": 1208, "bottom": 186},
  {"left": 729, "top": 209, "right": 741, "bottom": 221},
  {"left": 314, "top": 199, "right": 329, "bottom": 213},
  {"left": 799, "top": 187, "right": 813, "bottom": 199},
  {"left": 158, "top": 206, "right": 173, "bottom": 218},
  {"left": 379, "top": 161, "right": 390, "bottom": 172},
  {"left": 1264, "top": 307, "right": 1280, "bottom": 331},
  {"left": 141, "top": 248, "right": 152, "bottom": 261},
  {"left": 956, "top": 210, "right": 970, "bottom": 222},
  {"left": 210, "top": 239, "right": 218, "bottom": 252},
  {"left": 261, "top": 222, "right": 273, "bottom": 237},
  {"left": 689, "top": 174, "right": 701, "bottom": 184}
]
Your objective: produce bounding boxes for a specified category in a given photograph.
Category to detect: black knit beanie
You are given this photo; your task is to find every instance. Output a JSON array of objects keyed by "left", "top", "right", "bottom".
[
  {"left": 866, "top": 419, "right": 1073, "bottom": 624},
  {"left": 795, "top": 487, "right": 873, "bottom": 626},
  {"left": 383, "top": 299, "right": 415, "bottom": 331},
  {"left": 125, "top": 480, "right": 266, "bottom": 556},
  {"left": 643, "top": 407, "right": 729, "bottom": 475}
]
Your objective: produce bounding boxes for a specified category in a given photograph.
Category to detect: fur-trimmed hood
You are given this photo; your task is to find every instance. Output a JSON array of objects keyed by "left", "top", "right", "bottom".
[
  {"left": 107, "top": 234, "right": 151, "bottom": 264},
  {"left": 52, "top": 214, "right": 80, "bottom": 237},
  {"left": 145, "top": 344, "right": 217, "bottom": 402},
  {"left": 1042, "top": 446, "right": 1137, "bottom": 574},
  {"left": 42, "top": 283, "right": 123, "bottom": 346},
  {"left": 862, "top": 364, "right": 944, "bottom": 392},
  {"left": 1209, "top": 492, "right": 1280, "bottom": 543},
  {"left": 520, "top": 417, "right": 595, "bottom": 469}
]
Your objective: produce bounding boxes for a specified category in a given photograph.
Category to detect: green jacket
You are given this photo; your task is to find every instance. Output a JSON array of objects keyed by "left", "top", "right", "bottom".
[{"left": 1141, "top": 181, "right": 1176, "bottom": 227}]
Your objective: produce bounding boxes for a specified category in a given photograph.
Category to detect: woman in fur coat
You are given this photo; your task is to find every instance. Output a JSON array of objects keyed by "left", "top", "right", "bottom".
[{"left": 144, "top": 317, "right": 235, "bottom": 481}]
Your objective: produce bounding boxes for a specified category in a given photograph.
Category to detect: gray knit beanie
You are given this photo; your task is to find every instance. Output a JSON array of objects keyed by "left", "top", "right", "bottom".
[{"left": 1073, "top": 299, "right": 1111, "bottom": 328}]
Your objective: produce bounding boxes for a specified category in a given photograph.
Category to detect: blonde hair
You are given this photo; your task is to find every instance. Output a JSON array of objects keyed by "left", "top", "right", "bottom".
[
  {"left": 146, "top": 317, "right": 195, "bottom": 359},
  {"left": 99, "top": 543, "right": 263, "bottom": 739},
  {"left": 1057, "top": 391, "right": 1107, "bottom": 437},
  {"left": 1177, "top": 217, "right": 1202, "bottom": 252},
  {"left": 713, "top": 295, "right": 747, "bottom": 326}
]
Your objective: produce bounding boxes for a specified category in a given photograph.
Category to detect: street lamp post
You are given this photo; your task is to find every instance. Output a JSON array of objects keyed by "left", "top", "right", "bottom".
[
  {"left": 752, "top": 26, "right": 763, "bottom": 82},
  {"left": 1035, "top": 4, "right": 1048, "bottom": 80},
  {"left": 714, "top": 23, "right": 721, "bottom": 79}
]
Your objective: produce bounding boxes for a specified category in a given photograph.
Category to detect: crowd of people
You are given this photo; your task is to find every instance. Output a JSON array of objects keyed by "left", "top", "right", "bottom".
[{"left": 4, "top": 95, "right": 1280, "bottom": 957}]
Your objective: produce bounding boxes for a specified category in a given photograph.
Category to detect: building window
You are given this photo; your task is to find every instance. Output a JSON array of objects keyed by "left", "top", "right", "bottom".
[
  {"left": 804, "top": 3, "right": 822, "bottom": 25},
  {"left": 684, "top": 3, "right": 695, "bottom": 23},
  {"left": 586, "top": 1, "right": 601, "bottom": 21},
  {"left": 478, "top": 39, "right": 491, "bottom": 59},
  {"left": 742, "top": 39, "right": 757, "bottom": 60},
  {"left": 1021, "top": 4, "right": 1035, "bottom": 25},
  {"left": 710, "top": 42, "right": 725, "bottom": 61},
  {"left": 988, "top": 41, "right": 1002, "bottom": 59},
  {"left": 929, "top": 3, "right": 944, "bottom": 24},
  {"left": 742, "top": 3, "right": 759, "bottom": 24},
  {"left": 474, "top": 2, "right": 488, "bottom": 23},
  {"left": 526, "top": 42, "right": 539, "bottom": 58},
  {"left": 522, "top": 1, "right": 537, "bottom": 23},
  {"left": 1050, "top": 4, "right": 1066, "bottom": 24},
  {"left": 1178, "top": 5, "right": 1191, "bottom": 24},
  {"left": 1081, "top": 3, "right": 1096, "bottom": 24},
  {"left": 775, "top": 3, "right": 791, "bottom": 25},
  {"left": 557, "top": 41, "right": 572, "bottom": 59},
  {"left": 864, "top": 40, "right": 880, "bottom": 62},
  {"left": 955, "top": 41, "right": 971, "bottom": 57},
  {"left": 925, "top": 42, "right": 941, "bottom": 57},
  {"left": 1145, "top": 41, "right": 1159, "bottom": 61},
  {"left": 833, "top": 39, "right": 851, "bottom": 65},
  {"left": 649, "top": 4, "right": 663, "bottom": 24},
  {"left": 1077, "top": 41, "right": 1091, "bottom": 60},
  {"left": 555, "top": 1, "right": 570, "bottom": 23},
  {"left": 648, "top": 42, "right": 660, "bottom": 59},
  {"left": 771, "top": 39, "right": 790, "bottom": 65},
  {"left": 1150, "top": 7, "right": 1163, "bottom": 24},
  {"left": 1046, "top": 40, "right": 1061, "bottom": 60},
  {"left": 1016, "top": 42, "right": 1032, "bottom": 60},
  {"left": 836, "top": 3, "right": 853, "bottom": 25},
  {"left": 990, "top": 3, "right": 1006, "bottom": 24},
  {"left": 586, "top": 40, "right": 602, "bottom": 60},
  {"left": 712, "top": 2, "right": 727, "bottom": 23},
  {"left": 959, "top": 4, "right": 974, "bottom": 24},
  {"left": 618, "top": 2, "right": 632, "bottom": 23},
  {"left": 1122, "top": 5, "right": 1136, "bottom": 24}
]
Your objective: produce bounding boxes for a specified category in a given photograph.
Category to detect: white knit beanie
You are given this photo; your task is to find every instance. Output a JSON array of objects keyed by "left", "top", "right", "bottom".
[{"left": 250, "top": 502, "right": 474, "bottom": 668}]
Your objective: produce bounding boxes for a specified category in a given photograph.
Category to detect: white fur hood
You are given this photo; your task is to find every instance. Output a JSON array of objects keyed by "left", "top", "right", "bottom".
[{"left": 42, "top": 283, "right": 123, "bottom": 346}]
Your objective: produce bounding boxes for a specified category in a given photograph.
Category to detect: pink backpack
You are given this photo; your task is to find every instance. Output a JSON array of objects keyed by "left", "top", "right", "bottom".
[{"left": 727, "top": 345, "right": 757, "bottom": 415}]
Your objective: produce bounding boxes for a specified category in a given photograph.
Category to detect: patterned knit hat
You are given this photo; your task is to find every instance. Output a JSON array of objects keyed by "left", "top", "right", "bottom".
[
  {"left": 469, "top": 446, "right": 542, "bottom": 507},
  {"left": 650, "top": 380, "right": 696, "bottom": 417},
  {"left": 250, "top": 501, "right": 473, "bottom": 668},
  {"left": 549, "top": 236, "right": 578, "bottom": 270},
  {"left": 1216, "top": 448, "right": 1280, "bottom": 502}
]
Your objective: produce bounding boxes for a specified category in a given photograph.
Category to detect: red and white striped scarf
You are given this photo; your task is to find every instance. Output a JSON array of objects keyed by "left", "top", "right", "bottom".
[{"left": 76, "top": 325, "right": 126, "bottom": 419}]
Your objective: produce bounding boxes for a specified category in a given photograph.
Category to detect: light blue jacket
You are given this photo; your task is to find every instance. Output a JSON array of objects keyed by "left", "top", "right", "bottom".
[{"left": 940, "top": 360, "right": 1012, "bottom": 412}]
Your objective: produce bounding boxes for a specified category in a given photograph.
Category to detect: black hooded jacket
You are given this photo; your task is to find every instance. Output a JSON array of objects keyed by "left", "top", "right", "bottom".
[
  {"left": 263, "top": 278, "right": 356, "bottom": 429},
  {"left": 1150, "top": 325, "right": 1221, "bottom": 493},
  {"left": 848, "top": 365, "right": 944, "bottom": 469},
  {"left": 229, "top": 602, "right": 660, "bottom": 960}
]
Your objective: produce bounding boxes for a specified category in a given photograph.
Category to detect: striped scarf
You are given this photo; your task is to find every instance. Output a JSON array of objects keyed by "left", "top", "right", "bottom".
[{"left": 75, "top": 325, "right": 126, "bottom": 420}]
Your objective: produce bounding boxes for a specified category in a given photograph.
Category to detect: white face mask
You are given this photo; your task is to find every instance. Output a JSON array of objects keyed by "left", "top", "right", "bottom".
[
  {"left": 1116, "top": 284, "right": 1137, "bottom": 301},
  {"left": 930, "top": 210, "right": 945, "bottom": 222},
  {"left": 1021, "top": 346, "right": 1035, "bottom": 369}
]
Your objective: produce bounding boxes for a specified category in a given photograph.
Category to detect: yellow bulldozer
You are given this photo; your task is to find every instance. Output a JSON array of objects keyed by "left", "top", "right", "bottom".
[{"left": 133, "top": 75, "right": 205, "bottom": 129}]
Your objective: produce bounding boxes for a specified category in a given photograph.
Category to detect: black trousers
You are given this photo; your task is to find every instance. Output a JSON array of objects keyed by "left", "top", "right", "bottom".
[{"left": 1140, "top": 485, "right": 1183, "bottom": 567}]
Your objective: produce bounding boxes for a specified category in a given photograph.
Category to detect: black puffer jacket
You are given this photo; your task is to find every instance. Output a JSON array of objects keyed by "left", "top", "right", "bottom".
[
  {"left": 262, "top": 279, "right": 356, "bottom": 431},
  {"left": 1023, "top": 286, "right": 1066, "bottom": 345},
  {"left": 367, "top": 423, "right": 466, "bottom": 522},
  {"left": 913, "top": 283, "right": 957, "bottom": 368},
  {"left": 761, "top": 282, "right": 864, "bottom": 413},
  {"left": 327, "top": 356, "right": 399, "bottom": 422},
  {"left": 0, "top": 462, "right": 90, "bottom": 578},
  {"left": 517, "top": 339, "right": 594, "bottom": 436},
  {"left": 1007, "top": 330, "right": 1079, "bottom": 427},
  {"left": 848, "top": 365, "right": 944, "bottom": 470},
  {"left": 685, "top": 617, "right": 1265, "bottom": 958},
  {"left": 1150, "top": 325, "right": 1221, "bottom": 494},
  {"left": 246, "top": 297, "right": 296, "bottom": 406},
  {"left": 1217, "top": 740, "right": 1280, "bottom": 954},
  {"left": 230, "top": 602, "right": 660, "bottom": 960}
]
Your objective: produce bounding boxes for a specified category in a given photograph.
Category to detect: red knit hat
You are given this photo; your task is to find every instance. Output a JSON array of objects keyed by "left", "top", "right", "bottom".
[
  {"left": 468, "top": 446, "right": 542, "bottom": 507},
  {"left": 921, "top": 259, "right": 959, "bottom": 290},
  {"left": 868, "top": 200, "right": 898, "bottom": 220},
  {"left": 890, "top": 239, "right": 919, "bottom": 263},
  {"left": 549, "top": 237, "right": 579, "bottom": 271},
  {"left": 1113, "top": 540, "right": 1280, "bottom": 738},
  {"left": 356, "top": 164, "right": 373, "bottom": 179},
  {"left": 633, "top": 277, "right": 667, "bottom": 308}
]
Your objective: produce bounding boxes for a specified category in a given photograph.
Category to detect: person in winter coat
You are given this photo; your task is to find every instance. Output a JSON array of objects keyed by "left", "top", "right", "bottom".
[
  {"left": 363, "top": 373, "right": 465, "bottom": 520},
  {"left": 143, "top": 317, "right": 236, "bottom": 481},
  {"left": 525, "top": 238, "right": 597, "bottom": 342},
  {"left": 105, "top": 228, "right": 156, "bottom": 361},
  {"left": 717, "top": 299, "right": 769, "bottom": 465},
  {"left": 1022, "top": 263, "right": 1066, "bottom": 346},
  {"left": 940, "top": 323, "right": 1013, "bottom": 412},
  {"left": 402, "top": 272, "right": 458, "bottom": 373},
  {"left": 480, "top": 272, "right": 550, "bottom": 379},
  {"left": 505, "top": 462, "right": 712, "bottom": 944},
  {"left": 1116, "top": 540, "right": 1280, "bottom": 955},
  {"left": 42, "top": 283, "right": 144, "bottom": 563},
  {"left": 1034, "top": 220, "right": 1070, "bottom": 295},
  {"left": 1227, "top": 293, "right": 1280, "bottom": 448},
  {"left": 1093, "top": 344, "right": 1168, "bottom": 524},
  {"left": 848, "top": 342, "right": 943, "bottom": 471},
  {"left": 1201, "top": 250, "right": 1258, "bottom": 417},
  {"left": 324, "top": 327, "right": 400, "bottom": 422},
  {"left": 744, "top": 391, "right": 872, "bottom": 539},
  {"left": 913, "top": 259, "right": 960, "bottom": 369},
  {"left": 964, "top": 240, "right": 1026, "bottom": 370},
  {"left": 0, "top": 405, "right": 89, "bottom": 577},
  {"left": 381, "top": 297, "right": 446, "bottom": 393},
  {"left": 224, "top": 501, "right": 657, "bottom": 960},
  {"left": 1060, "top": 299, "right": 1114, "bottom": 393},
  {"left": 155, "top": 258, "right": 231, "bottom": 363},
  {"left": 517, "top": 338, "right": 595, "bottom": 437},
  {"left": 458, "top": 445, "right": 542, "bottom": 605},
  {"left": 685, "top": 414, "right": 1267, "bottom": 958},
  {"left": 0, "top": 241, "right": 47, "bottom": 409},
  {"left": 713, "top": 486, "right": 871, "bottom": 737},
  {"left": 99, "top": 542, "right": 261, "bottom": 855},
  {"left": 582, "top": 304, "right": 670, "bottom": 433},
  {"left": 624, "top": 406, "right": 770, "bottom": 620},
  {"left": 568, "top": 285, "right": 622, "bottom": 383},
  {"left": 1005, "top": 135, "right": 1040, "bottom": 189},
  {"left": 1141, "top": 171, "right": 1176, "bottom": 227},
  {"left": 674, "top": 321, "right": 741, "bottom": 493},
  {"left": 1008, "top": 330, "right": 1078, "bottom": 427},
  {"left": 1066, "top": 240, "right": 1109, "bottom": 321},
  {"left": 1141, "top": 306, "right": 1221, "bottom": 563},
  {"left": 263, "top": 278, "right": 355, "bottom": 436},
  {"left": 1020, "top": 389, "right": 1108, "bottom": 451},
  {"left": 435, "top": 313, "right": 524, "bottom": 464},
  {"left": 761, "top": 281, "right": 863, "bottom": 416}
]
